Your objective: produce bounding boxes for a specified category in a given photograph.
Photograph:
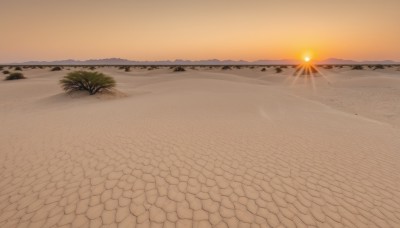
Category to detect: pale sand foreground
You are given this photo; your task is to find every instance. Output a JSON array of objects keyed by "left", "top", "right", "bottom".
[{"left": 1, "top": 66, "right": 400, "bottom": 228}]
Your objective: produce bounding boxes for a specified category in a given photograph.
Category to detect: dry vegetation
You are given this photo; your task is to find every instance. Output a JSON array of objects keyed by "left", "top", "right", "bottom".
[{"left": 60, "top": 71, "right": 116, "bottom": 95}]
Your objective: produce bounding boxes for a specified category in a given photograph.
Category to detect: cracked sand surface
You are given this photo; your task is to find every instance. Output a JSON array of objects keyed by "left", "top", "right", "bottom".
[{"left": 1, "top": 67, "right": 400, "bottom": 227}]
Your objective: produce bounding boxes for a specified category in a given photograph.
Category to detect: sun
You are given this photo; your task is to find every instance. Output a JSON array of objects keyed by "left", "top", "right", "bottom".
[{"left": 304, "top": 56, "right": 311, "bottom": 62}]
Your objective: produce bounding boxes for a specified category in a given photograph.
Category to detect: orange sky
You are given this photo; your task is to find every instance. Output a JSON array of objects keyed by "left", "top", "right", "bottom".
[{"left": 1, "top": 0, "right": 400, "bottom": 63}]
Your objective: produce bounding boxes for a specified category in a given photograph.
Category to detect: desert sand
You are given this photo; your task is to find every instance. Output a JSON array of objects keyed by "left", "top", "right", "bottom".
[{"left": 1, "top": 66, "right": 400, "bottom": 228}]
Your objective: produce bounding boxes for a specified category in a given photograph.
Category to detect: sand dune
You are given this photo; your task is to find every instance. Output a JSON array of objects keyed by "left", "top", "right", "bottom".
[{"left": 1, "top": 67, "right": 400, "bottom": 227}]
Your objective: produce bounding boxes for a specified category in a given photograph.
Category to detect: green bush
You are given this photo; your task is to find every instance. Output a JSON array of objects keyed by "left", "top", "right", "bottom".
[
  {"left": 60, "top": 71, "right": 116, "bottom": 95},
  {"left": 5, "top": 72, "right": 25, "bottom": 80}
]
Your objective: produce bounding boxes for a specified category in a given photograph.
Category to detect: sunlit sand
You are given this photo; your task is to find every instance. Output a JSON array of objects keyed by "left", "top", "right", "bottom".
[{"left": 1, "top": 65, "right": 400, "bottom": 227}]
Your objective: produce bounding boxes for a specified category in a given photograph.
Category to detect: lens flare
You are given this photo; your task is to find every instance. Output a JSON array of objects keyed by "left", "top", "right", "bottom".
[{"left": 283, "top": 54, "right": 332, "bottom": 91}]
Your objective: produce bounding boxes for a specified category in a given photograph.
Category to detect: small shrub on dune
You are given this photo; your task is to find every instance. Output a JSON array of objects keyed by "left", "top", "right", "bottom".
[
  {"left": 89, "top": 66, "right": 96, "bottom": 70},
  {"left": 222, "top": 66, "right": 231, "bottom": 70},
  {"left": 5, "top": 72, "right": 26, "bottom": 80},
  {"left": 373, "top": 65, "right": 385, "bottom": 70},
  {"left": 261, "top": 68, "right": 266, "bottom": 72},
  {"left": 2, "top": 70, "right": 10, "bottom": 75},
  {"left": 15, "top": 66, "right": 22, "bottom": 71},
  {"left": 275, "top": 67, "right": 283, "bottom": 73},
  {"left": 352, "top": 65, "right": 364, "bottom": 70},
  {"left": 323, "top": 65, "right": 333, "bottom": 69},
  {"left": 125, "top": 67, "right": 131, "bottom": 72},
  {"left": 60, "top": 71, "right": 116, "bottom": 95},
  {"left": 51, "top": 66, "right": 62, "bottom": 71},
  {"left": 173, "top": 66, "right": 186, "bottom": 72}
]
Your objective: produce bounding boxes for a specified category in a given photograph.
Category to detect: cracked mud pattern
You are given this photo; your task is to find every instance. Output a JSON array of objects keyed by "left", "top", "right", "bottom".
[{"left": 1, "top": 76, "right": 400, "bottom": 228}]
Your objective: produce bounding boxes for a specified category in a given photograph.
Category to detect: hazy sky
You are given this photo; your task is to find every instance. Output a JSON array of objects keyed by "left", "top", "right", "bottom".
[{"left": 1, "top": 0, "right": 400, "bottom": 63}]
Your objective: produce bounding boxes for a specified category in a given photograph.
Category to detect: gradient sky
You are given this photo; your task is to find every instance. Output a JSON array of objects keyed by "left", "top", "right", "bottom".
[{"left": 1, "top": 0, "right": 400, "bottom": 63}]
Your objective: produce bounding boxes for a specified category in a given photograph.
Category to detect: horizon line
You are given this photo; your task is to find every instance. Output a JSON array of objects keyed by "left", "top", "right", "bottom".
[{"left": 2, "top": 57, "right": 400, "bottom": 65}]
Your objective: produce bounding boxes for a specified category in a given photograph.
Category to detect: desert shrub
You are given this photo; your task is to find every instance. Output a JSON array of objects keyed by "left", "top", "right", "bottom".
[
  {"left": 60, "top": 71, "right": 116, "bottom": 95},
  {"left": 275, "top": 67, "right": 283, "bottom": 73},
  {"left": 261, "top": 68, "right": 266, "bottom": 72},
  {"left": 373, "top": 65, "right": 384, "bottom": 70},
  {"left": 51, "top": 66, "right": 62, "bottom": 71},
  {"left": 89, "top": 66, "right": 96, "bottom": 70},
  {"left": 173, "top": 66, "right": 186, "bottom": 72},
  {"left": 5, "top": 72, "right": 25, "bottom": 80},
  {"left": 280, "top": 66, "right": 288, "bottom": 69},
  {"left": 3, "top": 70, "right": 10, "bottom": 74},
  {"left": 125, "top": 67, "right": 131, "bottom": 72},
  {"left": 0, "top": 67, "right": 3, "bottom": 71},
  {"left": 222, "top": 66, "right": 231, "bottom": 70},
  {"left": 352, "top": 65, "right": 364, "bottom": 70},
  {"left": 323, "top": 65, "right": 333, "bottom": 69},
  {"left": 15, "top": 66, "right": 22, "bottom": 71},
  {"left": 250, "top": 66, "right": 255, "bottom": 69}
]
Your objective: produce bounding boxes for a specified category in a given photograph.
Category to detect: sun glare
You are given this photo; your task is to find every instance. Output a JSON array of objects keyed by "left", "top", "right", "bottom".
[{"left": 304, "top": 56, "right": 311, "bottom": 62}]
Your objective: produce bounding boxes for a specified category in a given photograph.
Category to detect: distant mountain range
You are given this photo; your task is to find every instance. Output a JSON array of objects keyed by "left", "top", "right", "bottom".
[{"left": 7, "top": 58, "right": 400, "bottom": 65}]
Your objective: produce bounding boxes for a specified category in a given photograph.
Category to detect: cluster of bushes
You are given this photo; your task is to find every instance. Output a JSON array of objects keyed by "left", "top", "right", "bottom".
[
  {"left": 5, "top": 72, "right": 25, "bottom": 80},
  {"left": 373, "top": 65, "right": 385, "bottom": 70},
  {"left": 147, "top": 66, "right": 159, "bottom": 70},
  {"left": 173, "top": 66, "right": 186, "bottom": 72},
  {"left": 221, "top": 66, "right": 231, "bottom": 70},
  {"left": 261, "top": 68, "right": 266, "bottom": 72},
  {"left": 352, "top": 65, "right": 364, "bottom": 70}
]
